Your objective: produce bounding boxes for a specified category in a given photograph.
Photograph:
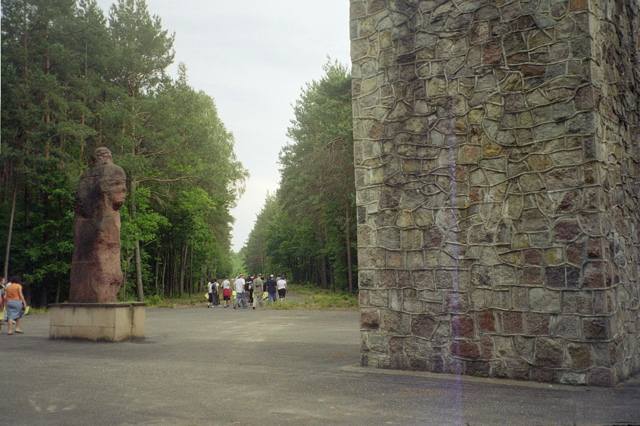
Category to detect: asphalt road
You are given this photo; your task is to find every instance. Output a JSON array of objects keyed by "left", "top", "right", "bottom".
[{"left": 1, "top": 306, "right": 639, "bottom": 425}]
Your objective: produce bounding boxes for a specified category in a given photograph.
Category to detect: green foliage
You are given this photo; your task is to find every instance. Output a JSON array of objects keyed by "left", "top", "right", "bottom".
[
  {"left": 120, "top": 187, "right": 169, "bottom": 252},
  {"left": 230, "top": 251, "right": 245, "bottom": 277},
  {"left": 1, "top": 0, "right": 246, "bottom": 306},
  {"left": 106, "top": 0, "right": 175, "bottom": 97},
  {"left": 242, "top": 60, "right": 356, "bottom": 294},
  {"left": 243, "top": 193, "right": 277, "bottom": 275},
  {"left": 144, "top": 294, "right": 173, "bottom": 307}
]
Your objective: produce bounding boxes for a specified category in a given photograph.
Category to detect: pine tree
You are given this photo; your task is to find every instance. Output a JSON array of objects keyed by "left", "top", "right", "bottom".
[{"left": 244, "top": 61, "right": 355, "bottom": 292}]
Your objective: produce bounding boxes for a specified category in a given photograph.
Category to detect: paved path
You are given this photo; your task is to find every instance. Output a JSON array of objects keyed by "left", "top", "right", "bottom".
[{"left": 1, "top": 307, "right": 639, "bottom": 425}]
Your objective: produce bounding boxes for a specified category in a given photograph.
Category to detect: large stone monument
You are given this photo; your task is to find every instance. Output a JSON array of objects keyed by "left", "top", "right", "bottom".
[
  {"left": 70, "top": 146, "right": 127, "bottom": 303},
  {"left": 50, "top": 147, "right": 145, "bottom": 341},
  {"left": 352, "top": 0, "right": 639, "bottom": 386}
]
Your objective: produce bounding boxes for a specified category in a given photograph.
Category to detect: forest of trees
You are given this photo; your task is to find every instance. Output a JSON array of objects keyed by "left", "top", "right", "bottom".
[
  {"left": 1, "top": 0, "right": 247, "bottom": 306},
  {"left": 242, "top": 62, "right": 357, "bottom": 293}
]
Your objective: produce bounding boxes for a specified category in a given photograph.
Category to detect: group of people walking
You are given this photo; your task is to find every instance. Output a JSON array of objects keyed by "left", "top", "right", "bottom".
[
  {"left": 1, "top": 276, "right": 29, "bottom": 335},
  {"left": 0, "top": 271, "right": 289, "bottom": 336},
  {"left": 205, "top": 274, "right": 287, "bottom": 309}
]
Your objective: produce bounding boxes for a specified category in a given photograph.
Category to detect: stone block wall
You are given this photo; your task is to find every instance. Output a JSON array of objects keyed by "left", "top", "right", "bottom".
[{"left": 351, "top": 0, "right": 639, "bottom": 386}]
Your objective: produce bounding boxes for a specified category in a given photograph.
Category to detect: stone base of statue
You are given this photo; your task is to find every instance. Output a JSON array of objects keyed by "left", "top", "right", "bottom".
[{"left": 49, "top": 302, "right": 145, "bottom": 342}]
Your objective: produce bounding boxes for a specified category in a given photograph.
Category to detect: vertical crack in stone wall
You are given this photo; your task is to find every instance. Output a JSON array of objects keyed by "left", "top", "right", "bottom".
[{"left": 351, "top": 0, "right": 639, "bottom": 386}]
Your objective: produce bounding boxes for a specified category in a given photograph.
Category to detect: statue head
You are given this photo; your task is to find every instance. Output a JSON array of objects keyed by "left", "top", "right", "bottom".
[{"left": 92, "top": 147, "right": 114, "bottom": 166}]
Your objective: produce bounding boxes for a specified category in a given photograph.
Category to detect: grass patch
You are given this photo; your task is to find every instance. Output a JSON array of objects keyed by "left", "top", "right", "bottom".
[
  {"left": 144, "top": 293, "right": 210, "bottom": 308},
  {"left": 24, "top": 307, "right": 48, "bottom": 315},
  {"left": 259, "top": 299, "right": 357, "bottom": 310},
  {"left": 260, "top": 283, "right": 358, "bottom": 310},
  {"left": 95, "top": 285, "right": 358, "bottom": 310}
]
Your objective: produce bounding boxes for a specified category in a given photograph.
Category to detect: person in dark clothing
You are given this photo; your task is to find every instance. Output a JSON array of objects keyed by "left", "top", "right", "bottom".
[
  {"left": 245, "top": 276, "right": 254, "bottom": 304},
  {"left": 265, "top": 275, "right": 278, "bottom": 303}
]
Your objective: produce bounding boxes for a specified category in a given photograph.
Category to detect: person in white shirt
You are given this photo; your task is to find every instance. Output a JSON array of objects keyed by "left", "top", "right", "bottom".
[
  {"left": 206, "top": 279, "right": 215, "bottom": 308},
  {"left": 277, "top": 276, "right": 287, "bottom": 301},
  {"left": 233, "top": 274, "right": 247, "bottom": 309},
  {"left": 221, "top": 277, "right": 232, "bottom": 308}
]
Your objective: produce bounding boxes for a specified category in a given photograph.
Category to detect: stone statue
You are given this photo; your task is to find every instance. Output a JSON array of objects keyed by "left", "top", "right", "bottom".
[{"left": 69, "top": 147, "right": 127, "bottom": 303}]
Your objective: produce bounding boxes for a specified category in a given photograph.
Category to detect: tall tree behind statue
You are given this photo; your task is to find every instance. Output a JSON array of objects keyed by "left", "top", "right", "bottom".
[
  {"left": 243, "top": 61, "right": 355, "bottom": 293},
  {"left": 0, "top": 0, "right": 246, "bottom": 307}
]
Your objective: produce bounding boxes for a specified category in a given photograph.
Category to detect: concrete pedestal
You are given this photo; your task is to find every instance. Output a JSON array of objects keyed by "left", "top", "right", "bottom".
[{"left": 50, "top": 302, "right": 145, "bottom": 342}]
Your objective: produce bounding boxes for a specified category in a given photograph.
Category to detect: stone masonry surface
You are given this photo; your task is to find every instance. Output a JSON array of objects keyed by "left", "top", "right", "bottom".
[{"left": 351, "top": 0, "right": 640, "bottom": 386}]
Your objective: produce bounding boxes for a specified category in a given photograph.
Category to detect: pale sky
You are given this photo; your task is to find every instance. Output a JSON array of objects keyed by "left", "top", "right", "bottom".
[{"left": 95, "top": 0, "right": 351, "bottom": 251}]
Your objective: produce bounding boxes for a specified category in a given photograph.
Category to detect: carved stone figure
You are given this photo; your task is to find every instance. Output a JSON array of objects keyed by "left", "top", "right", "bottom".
[{"left": 69, "top": 147, "right": 127, "bottom": 303}]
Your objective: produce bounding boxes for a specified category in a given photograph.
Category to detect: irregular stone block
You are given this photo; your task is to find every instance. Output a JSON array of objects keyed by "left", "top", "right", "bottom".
[
  {"left": 583, "top": 317, "right": 609, "bottom": 340},
  {"left": 500, "top": 311, "right": 524, "bottom": 334},
  {"left": 524, "top": 313, "right": 550, "bottom": 335},
  {"left": 381, "top": 309, "right": 410, "bottom": 335},
  {"left": 535, "top": 338, "right": 564, "bottom": 367},
  {"left": 451, "top": 340, "right": 481, "bottom": 359},
  {"left": 556, "top": 315, "right": 582, "bottom": 340},
  {"left": 478, "top": 310, "right": 496, "bottom": 332},
  {"left": 568, "top": 343, "right": 593, "bottom": 369},
  {"left": 530, "top": 288, "right": 562, "bottom": 312},
  {"left": 560, "top": 372, "right": 587, "bottom": 385},
  {"left": 411, "top": 315, "right": 437, "bottom": 338},
  {"left": 452, "top": 315, "right": 475, "bottom": 338},
  {"left": 361, "top": 309, "right": 380, "bottom": 330}
]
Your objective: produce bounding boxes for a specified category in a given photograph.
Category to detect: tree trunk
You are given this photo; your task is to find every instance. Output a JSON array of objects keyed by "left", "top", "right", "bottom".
[
  {"left": 188, "top": 244, "right": 193, "bottom": 296},
  {"left": 121, "top": 254, "right": 130, "bottom": 301},
  {"left": 318, "top": 226, "right": 328, "bottom": 289},
  {"left": 164, "top": 252, "right": 171, "bottom": 297},
  {"left": 154, "top": 254, "right": 160, "bottom": 296},
  {"left": 130, "top": 179, "right": 145, "bottom": 302},
  {"left": 55, "top": 279, "right": 61, "bottom": 304},
  {"left": 179, "top": 245, "right": 187, "bottom": 298},
  {"left": 161, "top": 253, "right": 168, "bottom": 297},
  {"left": 171, "top": 250, "right": 177, "bottom": 297},
  {"left": 134, "top": 238, "right": 144, "bottom": 301},
  {"left": 3, "top": 186, "right": 18, "bottom": 279}
]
